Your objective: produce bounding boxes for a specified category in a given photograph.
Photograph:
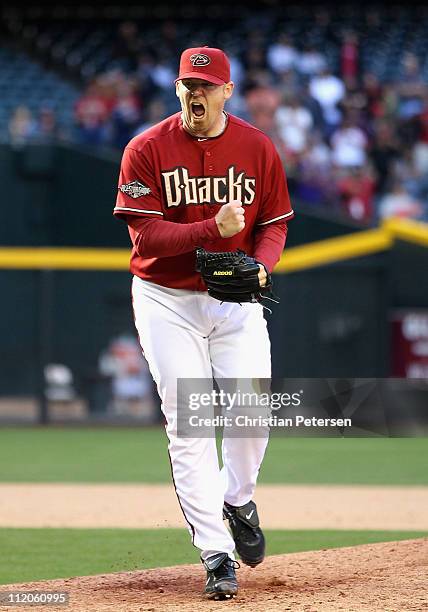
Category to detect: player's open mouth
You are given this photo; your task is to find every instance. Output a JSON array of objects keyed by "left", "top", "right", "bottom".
[{"left": 191, "top": 103, "right": 205, "bottom": 118}]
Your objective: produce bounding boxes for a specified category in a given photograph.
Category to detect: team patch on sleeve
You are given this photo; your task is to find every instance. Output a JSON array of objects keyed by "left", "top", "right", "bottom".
[{"left": 119, "top": 180, "right": 151, "bottom": 198}]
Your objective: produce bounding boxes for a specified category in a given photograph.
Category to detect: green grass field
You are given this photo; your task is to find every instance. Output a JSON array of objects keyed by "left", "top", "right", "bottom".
[
  {"left": 1, "top": 528, "right": 427, "bottom": 585},
  {"left": 0, "top": 427, "right": 427, "bottom": 484},
  {"left": 1, "top": 427, "right": 427, "bottom": 584}
]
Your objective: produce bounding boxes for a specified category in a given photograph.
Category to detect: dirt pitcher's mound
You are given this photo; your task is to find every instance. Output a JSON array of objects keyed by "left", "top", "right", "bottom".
[{"left": 1, "top": 539, "right": 427, "bottom": 612}]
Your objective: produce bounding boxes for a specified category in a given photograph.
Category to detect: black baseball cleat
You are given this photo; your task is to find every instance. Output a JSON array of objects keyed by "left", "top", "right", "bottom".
[
  {"left": 223, "top": 500, "right": 265, "bottom": 567},
  {"left": 202, "top": 552, "right": 239, "bottom": 600}
]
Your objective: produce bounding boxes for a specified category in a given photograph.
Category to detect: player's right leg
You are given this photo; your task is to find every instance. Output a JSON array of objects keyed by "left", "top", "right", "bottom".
[{"left": 131, "top": 276, "right": 236, "bottom": 558}]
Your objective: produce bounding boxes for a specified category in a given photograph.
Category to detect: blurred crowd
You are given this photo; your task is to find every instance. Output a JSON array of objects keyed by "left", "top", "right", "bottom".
[{"left": 8, "top": 18, "right": 428, "bottom": 225}]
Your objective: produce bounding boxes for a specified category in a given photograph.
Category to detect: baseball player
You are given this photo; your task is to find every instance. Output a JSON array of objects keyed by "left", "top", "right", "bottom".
[{"left": 114, "top": 46, "right": 294, "bottom": 600}]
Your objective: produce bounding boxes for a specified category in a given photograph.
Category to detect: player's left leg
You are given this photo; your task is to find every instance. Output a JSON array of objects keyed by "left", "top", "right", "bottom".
[
  {"left": 208, "top": 299, "right": 270, "bottom": 566},
  {"left": 207, "top": 300, "right": 271, "bottom": 507}
]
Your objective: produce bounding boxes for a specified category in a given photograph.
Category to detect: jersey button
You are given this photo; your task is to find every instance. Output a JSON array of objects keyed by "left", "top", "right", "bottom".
[
  {"left": 208, "top": 165, "right": 214, "bottom": 170},
  {"left": 206, "top": 151, "right": 211, "bottom": 156}
]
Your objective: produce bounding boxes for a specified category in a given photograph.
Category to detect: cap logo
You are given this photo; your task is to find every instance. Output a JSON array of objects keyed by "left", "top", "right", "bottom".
[{"left": 190, "top": 53, "right": 211, "bottom": 67}]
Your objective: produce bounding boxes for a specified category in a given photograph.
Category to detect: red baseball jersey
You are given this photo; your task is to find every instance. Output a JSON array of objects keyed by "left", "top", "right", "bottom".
[{"left": 114, "top": 111, "right": 294, "bottom": 289}]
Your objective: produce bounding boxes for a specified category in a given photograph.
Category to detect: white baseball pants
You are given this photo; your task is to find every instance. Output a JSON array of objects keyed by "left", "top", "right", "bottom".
[{"left": 132, "top": 276, "right": 271, "bottom": 557}]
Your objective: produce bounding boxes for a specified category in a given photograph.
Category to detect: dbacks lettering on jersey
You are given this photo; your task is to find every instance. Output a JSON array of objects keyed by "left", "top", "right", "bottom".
[{"left": 162, "top": 165, "right": 256, "bottom": 208}]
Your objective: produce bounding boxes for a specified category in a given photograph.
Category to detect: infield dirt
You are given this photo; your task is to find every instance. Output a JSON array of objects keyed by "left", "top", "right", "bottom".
[
  {"left": 1, "top": 538, "right": 427, "bottom": 612},
  {"left": 1, "top": 483, "right": 428, "bottom": 529}
]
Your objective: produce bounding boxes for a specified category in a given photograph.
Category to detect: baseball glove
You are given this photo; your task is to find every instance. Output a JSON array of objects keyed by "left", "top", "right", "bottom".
[{"left": 195, "top": 247, "right": 278, "bottom": 308}]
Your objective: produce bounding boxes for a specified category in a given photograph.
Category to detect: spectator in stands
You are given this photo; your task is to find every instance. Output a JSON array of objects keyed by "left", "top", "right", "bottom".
[
  {"left": 396, "top": 52, "right": 426, "bottom": 121},
  {"left": 340, "top": 31, "right": 360, "bottom": 87},
  {"left": 149, "top": 52, "right": 177, "bottom": 113},
  {"left": 417, "top": 92, "right": 428, "bottom": 144},
  {"left": 242, "top": 44, "right": 267, "bottom": 74},
  {"left": 339, "top": 85, "right": 369, "bottom": 130},
  {"left": 300, "top": 79, "right": 326, "bottom": 133},
  {"left": 151, "top": 52, "right": 176, "bottom": 91},
  {"left": 159, "top": 20, "right": 181, "bottom": 58},
  {"left": 393, "top": 146, "right": 428, "bottom": 212},
  {"left": 336, "top": 164, "right": 376, "bottom": 223},
  {"left": 111, "top": 21, "right": 142, "bottom": 73},
  {"left": 395, "top": 52, "right": 427, "bottom": 148},
  {"left": 369, "top": 120, "right": 400, "bottom": 196},
  {"left": 134, "top": 98, "right": 167, "bottom": 135},
  {"left": 330, "top": 115, "right": 368, "bottom": 169},
  {"left": 33, "top": 106, "right": 63, "bottom": 143},
  {"left": 98, "top": 334, "right": 155, "bottom": 419},
  {"left": 276, "top": 67, "right": 301, "bottom": 101},
  {"left": 135, "top": 51, "right": 161, "bottom": 105},
  {"left": 297, "top": 43, "right": 326, "bottom": 78},
  {"left": 304, "top": 132, "right": 333, "bottom": 171},
  {"left": 275, "top": 92, "right": 314, "bottom": 155},
  {"left": 241, "top": 29, "right": 267, "bottom": 73},
  {"left": 295, "top": 132, "right": 335, "bottom": 207},
  {"left": 413, "top": 137, "right": 428, "bottom": 185},
  {"left": 313, "top": 7, "right": 336, "bottom": 43},
  {"left": 8, "top": 106, "right": 37, "bottom": 146},
  {"left": 228, "top": 50, "right": 245, "bottom": 93},
  {"left": 362, "top": 72, "right": 385, "bottom": 120},
  {"left": 378, "top": 180, "right": 424, "bottom": 220},
  {"left": 107, "top": 77, "right": 141, "bottom": 149},
  {"left": 380, "top": 81, "right": 400, "bottom": 120},
  {"left": 97, "top": 71, "right": 121, "bottom": 115},
  {"left": 244, "top": 71, "right": 281, "bottom": 134},
  {"left": 309, "top": 66, "right": 346, "bottom": 135},
  {"left": 267, "top": 33, "right": 298, "bottom": 75},
  {"left": 223, "top": 49, "right": 247, "bottom": 118},
  {"left": 74, "top": 77, "right": 112, "bottom": 145}
]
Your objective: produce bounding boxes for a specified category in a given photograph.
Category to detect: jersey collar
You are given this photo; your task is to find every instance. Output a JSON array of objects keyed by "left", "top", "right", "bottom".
[{"left": 181, "top": 112, "right": 229, "bottom": 142}]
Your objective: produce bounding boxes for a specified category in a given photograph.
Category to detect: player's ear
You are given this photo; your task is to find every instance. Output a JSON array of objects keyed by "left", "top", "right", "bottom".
[
  {"left": 175, "top": 81, "right": 181, "bottom": 98},
  {"left": 224, "top": 81, "right": 234, "bottom": 101}
]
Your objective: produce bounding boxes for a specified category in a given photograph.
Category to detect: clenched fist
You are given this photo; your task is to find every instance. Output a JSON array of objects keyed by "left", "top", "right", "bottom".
[{"left": 215, "top": 201, "right": 245, "bottom": 238}]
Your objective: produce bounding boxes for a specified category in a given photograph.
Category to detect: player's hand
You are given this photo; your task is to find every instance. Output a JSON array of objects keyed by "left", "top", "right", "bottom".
[
  {"left": 215, "top": 201, "right": 245, "bottom": 238},
  {"left": 258, "top": 264, "right": 267, "bottom": 287}
]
